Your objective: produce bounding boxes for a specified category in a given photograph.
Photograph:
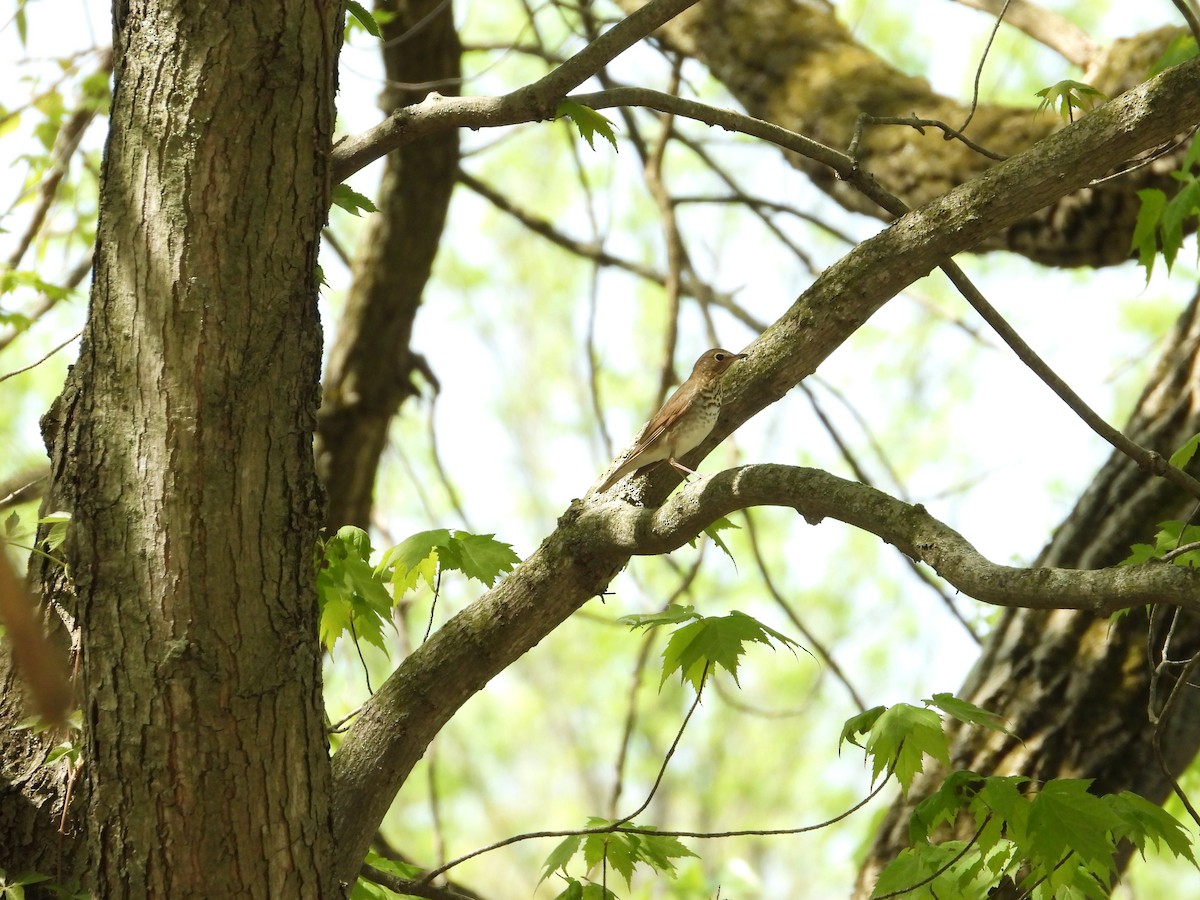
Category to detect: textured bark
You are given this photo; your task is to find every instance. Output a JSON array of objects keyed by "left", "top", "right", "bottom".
[
  {"left": 2, "top": 1, "right": 343, "bottom": 895},
  {"left": 625, "top": 0, "right": 1192, "bottom": 267},
  {"left": 317, "top": 0, "right": 461, "bottom": 531},
  {"left": 855, "top": 290, "right": 1200, "bottom": 896}
]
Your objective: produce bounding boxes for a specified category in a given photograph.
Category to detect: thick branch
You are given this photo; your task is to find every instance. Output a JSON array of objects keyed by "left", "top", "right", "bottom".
[{"left": 583, "top": 465, "right": 1200, "bottom": 615}]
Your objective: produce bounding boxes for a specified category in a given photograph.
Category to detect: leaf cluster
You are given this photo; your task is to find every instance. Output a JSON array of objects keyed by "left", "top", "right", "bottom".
[
  {"left": 316, "top": 525, "right": 519, "bottom": 653},
  {"left": 540, "top": 819, "right": 697, "bottom": 899},
  {"left": 618, "top": 603, "right": 801, "bottom": 691},
  {"left": 874, "top": 776, "right": 1197, "bottom": 899},
  {"left": 1132, "top": 132, "right": 1200, "bottom": 279}
]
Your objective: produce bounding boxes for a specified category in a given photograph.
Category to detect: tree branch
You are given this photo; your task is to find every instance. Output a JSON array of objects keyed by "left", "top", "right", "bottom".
[
  {"left": 332, "top": 0, "right": 702, "bottom": 180},
  {"left": 583, "top": 464, "right": 1200, "bottom": 614},
  {"left": 329, "top": 56, "right": 1200, "bottom": 881}
]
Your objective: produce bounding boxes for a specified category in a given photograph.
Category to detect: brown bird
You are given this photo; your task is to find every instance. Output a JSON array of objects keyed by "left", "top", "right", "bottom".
[{"left": 596, "top": 348, "right": 747, "bottom": 493}]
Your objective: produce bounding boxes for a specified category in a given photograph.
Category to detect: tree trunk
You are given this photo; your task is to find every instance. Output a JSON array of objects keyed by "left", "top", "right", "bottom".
[{"left": 6, "top": 2, "right": 344, "bottom": 894}]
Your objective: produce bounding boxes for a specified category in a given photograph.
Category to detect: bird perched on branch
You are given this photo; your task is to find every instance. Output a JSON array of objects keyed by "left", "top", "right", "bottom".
[{"left": 596, "top": 348, "right": 747, "bottom": 494}]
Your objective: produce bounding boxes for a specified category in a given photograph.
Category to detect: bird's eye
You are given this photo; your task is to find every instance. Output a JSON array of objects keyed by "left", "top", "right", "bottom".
[{"left": 715, "top": 353, "right": 726, "bottom": 361}]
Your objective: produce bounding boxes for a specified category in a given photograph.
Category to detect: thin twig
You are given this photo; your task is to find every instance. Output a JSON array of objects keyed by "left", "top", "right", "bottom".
[
  {"left": 419, "top": 755, "right": 895, "bottom": 884},
  {"left": 0, "top": 330, "right": 82, "bottom": 383},
  {"left": 850, "top": 114, "right": 1008, "bottom": 161},
  {"left": 958, "top": 0, "right": 1013, "bottom": 133}
]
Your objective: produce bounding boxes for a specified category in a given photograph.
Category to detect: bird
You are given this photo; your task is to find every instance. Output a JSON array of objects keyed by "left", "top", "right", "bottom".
[{"left": 595, "top": 348, "right": 748, "bottom": 494}]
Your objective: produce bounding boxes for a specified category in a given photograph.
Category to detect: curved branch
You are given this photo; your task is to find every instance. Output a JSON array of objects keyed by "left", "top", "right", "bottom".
[{"left": 582, "top": 464, "right": 1200, "bottom": 615}]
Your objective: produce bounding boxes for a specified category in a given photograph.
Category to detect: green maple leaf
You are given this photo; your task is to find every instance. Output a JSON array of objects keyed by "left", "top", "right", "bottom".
[
  {"left": 659, "top": 610, "right": 798, "bottom": 690},
  {"left": 1034, "top": 79, "right": 1107, "bottom": 122},
  {"left": 317, "top": 527, "right": 395, "bottom": 652},
  {"left": 331, "top": 183, "right": 378, "bottom": 216},
  {"left": 1027, "top": 779, "right": 1120, "bottom": 875},
  {"left": 1107, "top": 791, "right": 1197, "bottom": 865},
  {"left": 860, "top": 703, "right": 950, "bottom": 792},
  {"left": 556, "top": 100, "right": 618, "bottom": 151},
  {"left": 377, "top": 529, "right": 518, "bottom": 589},
  {"left": 926, "top": 693, "right": 1014, "bottom": 736},
  {"left": 447, "top": 531, "right": 520, "bottom": 586}
]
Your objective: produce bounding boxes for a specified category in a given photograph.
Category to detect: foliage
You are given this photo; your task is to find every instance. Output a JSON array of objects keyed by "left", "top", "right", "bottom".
[
  {"left": 331, "top": 183, "right": 379, "bottom": 217},
  {"left": 317, "top": 525, "right": 519, "bottom": 653},
  {"left": 619, "top": 604, "right": 800, "bottom": 691},
  {"left": 555, "top": 100, "right": 619, "bottom": 152},
  {"left": 686, "top": 515, "right": 739, "bottom": 563},
  {"left": 345, "top": 1, "right": 381, "bottom": 39},
  {"left": 872, "top": 776, "right": 1197, "bottom": 899},
  {"left": 1033, "top": 79, "right": 1107, "bottom": 123},
  {"left": 1120, "top": 519, "right": 1200, "bottom": 569},
  {"left": 1132, "top": 131, "right": 1200, "bottom": 279},
  {"left": 350, "top": 852, "right": 422, "bottom": 899},
  {"left": 540, "top": 819, "right": 697, "bottom": 898}
]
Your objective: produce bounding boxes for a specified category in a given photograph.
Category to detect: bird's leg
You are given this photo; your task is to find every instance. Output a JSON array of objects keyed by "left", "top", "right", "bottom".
[{"left": 667, "top": 458, "right": 700, "bottom": 480}]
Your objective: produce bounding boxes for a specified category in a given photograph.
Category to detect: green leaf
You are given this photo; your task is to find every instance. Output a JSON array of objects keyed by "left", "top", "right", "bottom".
[
  {"left": 1169, "top": 432, "right": 1200, "bottom": 469},
  {"left": 362, "top": 850, "right": 422, "bottom": 880},
  {"left": 540, "top": 834, "right": 582, "bottom": 883},
  {"left": 555, "top": 100, "right": 618, "bottom": 151},
  {"left": 571, "top": 819, "right": 696, "bottom": 888},
  {"left": 1131, "top": 188, "right": 1166, "bottom": 280},
  {"left": 688, "top": 515, "right": 740, "bottom": 564},
  {"left": 1159, "top": 175, "right": 1200, "bottom": 272},
  {"left": 1107, "top": 791, "right": 1198, "bottom": 865},
  {"left": 37, "top": 511, "right": 70, "bottom": 552},
  {"left": 861, "top": 703, "right": 950, "bottom": 792},
  {"left": 376, "top": 529, "right": 518, "bottom": 589},
  {"left": 926, "top": 693, "right": 1013, "bottom": 736},
  {"left": 1026, "top": 779, "right": 1120, "bottom": 875},
  {"left": 331, "top": 183, "right": 379, "bottom": 216},
  {"left": 839, "top": 705, "right": 886, "bottom": 752},
  {"left": 1033, "top": 80, "right": 1107, "bottom": 123},
  {"left": 377, "top": 529, "right": 450, "bottom": 578},
  {"left": 659, "top": 610, "right": 798, "bottom": 690},
  {"left": 447, "top": 532, "right": 520, "bottom": 586},
  {"left": 317, "top": 527, "right": 396, "bottom": 652},
  {"left": 345, "top": 0, "right": 382, "bottom": 37},
  {"left": 909, "top": 769, "right": 986, "bottom": 843}
]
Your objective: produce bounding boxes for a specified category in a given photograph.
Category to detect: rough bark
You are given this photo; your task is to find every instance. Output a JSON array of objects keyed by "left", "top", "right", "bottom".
[
  {"left": 317, "top": 0, "right": 461, "bottom": 531},
  {"left": 3, "top": 1, "right": 343, "bottom": 895},
  {"left": 625, "top": 0, "right": 1192, "bottom": 267},
  {"left": 855, "top": 289, "right": 1200, "bottom": 895}
]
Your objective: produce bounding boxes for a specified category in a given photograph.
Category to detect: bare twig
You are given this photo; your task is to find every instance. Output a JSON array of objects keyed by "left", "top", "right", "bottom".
[
  {"left": 0, "top": 330, "right": 82, "bottom": 384},
  {"left": 850, "top": 114, "right": 1009, "bottom": 162}
]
